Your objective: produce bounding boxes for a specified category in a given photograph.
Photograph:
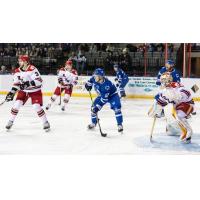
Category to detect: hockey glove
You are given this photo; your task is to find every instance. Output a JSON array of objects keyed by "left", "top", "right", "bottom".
[
  {"left": 91, "top": 106, "right": 100, "bottom": 114},
  {"left": 5, "top": 88, "right": 17, "bottom": 102},
  {"left": 85, "top": 83, "right": 92, "bottom": 91},
  {"left": 20, "top": 80, "right": 35, "bottom": 90},
  {"left": 58, "top": 78, "right": 64, "bottom": 85},
  {"left": 65, "top": 84, "right": 72, "bottom": 89}
]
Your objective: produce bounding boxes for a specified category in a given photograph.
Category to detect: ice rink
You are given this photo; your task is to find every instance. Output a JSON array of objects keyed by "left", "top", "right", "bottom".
[{"left": 0, "top": 95, "right": 200, "bottom": 155}]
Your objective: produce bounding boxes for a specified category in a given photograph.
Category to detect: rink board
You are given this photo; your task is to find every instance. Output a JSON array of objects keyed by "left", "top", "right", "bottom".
[{"left": 0, "top": 75, "right": 200, "bottom": 101}]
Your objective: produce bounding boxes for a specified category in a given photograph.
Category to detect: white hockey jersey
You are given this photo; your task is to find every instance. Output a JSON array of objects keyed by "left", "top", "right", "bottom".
[
  {"left": 13, "top": 65, "right": 43, "bottom": 93},
  {"left": 57, "top": 68, "right": 78, "bottom": 88},
  {"left": 156, "top": 82, "right": 193, "bottom": 107}
]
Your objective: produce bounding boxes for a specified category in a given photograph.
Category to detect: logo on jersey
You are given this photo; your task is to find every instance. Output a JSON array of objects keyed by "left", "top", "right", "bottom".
[
  {"left": 105, "top": 93, "right": 109, "bottom": 98},
  {"left": 105, "top": 86, "right": 110, "bottom": 90}
]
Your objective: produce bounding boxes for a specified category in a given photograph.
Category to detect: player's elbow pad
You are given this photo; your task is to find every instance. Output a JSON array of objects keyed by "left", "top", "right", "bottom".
[{"left": 156, "top": 81, "right": 161, "bottom": 86}]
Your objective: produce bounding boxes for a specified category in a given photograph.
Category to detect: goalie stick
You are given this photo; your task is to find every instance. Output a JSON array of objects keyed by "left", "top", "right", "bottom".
[{"left": 150, "top": 117, "right": 157, "bottom": 142}]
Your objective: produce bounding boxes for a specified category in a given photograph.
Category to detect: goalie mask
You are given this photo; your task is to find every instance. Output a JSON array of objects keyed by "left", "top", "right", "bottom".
[{"left": 160, "top": 72, "right": 173, "bottom": 87}]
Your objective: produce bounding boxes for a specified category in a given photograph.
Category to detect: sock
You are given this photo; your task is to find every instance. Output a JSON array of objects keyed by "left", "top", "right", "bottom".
[
  {"left": 63, "top": 94, "right": 70, "bottom": 108},
  {"left": 9, "top": 100, "right": 23, "bottom": 122},
  {"left": 33, "top": 103, "right": 48, "bottom": 124},
  {"left": 114, "top": 108, "right": 123, "bottom": 125}
]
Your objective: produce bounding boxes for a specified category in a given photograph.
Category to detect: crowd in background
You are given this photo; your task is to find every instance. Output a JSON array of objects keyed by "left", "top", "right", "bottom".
[{"left": 0, "top": 43, "right": 181, "bottom": 76}]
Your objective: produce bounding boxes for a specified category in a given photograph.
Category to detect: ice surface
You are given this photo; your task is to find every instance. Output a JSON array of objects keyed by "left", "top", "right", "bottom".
[{"left": 0, "top": 95, "right": 200, "bottom": 155}]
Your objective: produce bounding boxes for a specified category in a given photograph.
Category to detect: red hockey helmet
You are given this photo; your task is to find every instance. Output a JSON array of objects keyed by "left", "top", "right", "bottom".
[
  {"left": 65, "top": 60, "right": 72, "bottom": 66},
  {"left": 18, "top": 55, "right": 30, "bottom": 63}
]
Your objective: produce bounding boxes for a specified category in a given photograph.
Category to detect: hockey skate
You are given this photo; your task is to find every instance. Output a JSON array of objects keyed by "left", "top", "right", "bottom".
[
  {"left": 120, "top": 91, "right": 126, "bottom": 98},
  {"left": 87, "top": 123, "right": 96, "bottom": 130},
  {"left": 118, "top": 125, "right": 123, "bottom": 133},
  {"left": 191, "top": 111, "right": 196, "bottom": 115},
  {"left": 181, "top": 136, "right": 191, "bottom": 144},
  {"left": 61, "top": 105, "right": 65, "bottom": 111},
  {"left": 6, "top": 120, "right": 14, "bottom": 130},
  {"left": 43, "top": 121, "right": 50, "bottom": 132},
  {"left": 45, "top": 104, "right": 51, "bottom": 110}
]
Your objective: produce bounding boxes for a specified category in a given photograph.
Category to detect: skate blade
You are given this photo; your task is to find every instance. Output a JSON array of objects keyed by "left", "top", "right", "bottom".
[
  {"left": 181, "top": 139, "right": 191, "bottom": 144},
  {"left": 44, "top": 128, "right": 51, "bottom": 132}
]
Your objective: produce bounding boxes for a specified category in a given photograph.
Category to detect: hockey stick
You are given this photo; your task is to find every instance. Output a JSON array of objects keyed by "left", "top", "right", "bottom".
[
  {"left": 58, "top": 87, "right": 62, "bottom": 105},
  {"left": 88, "top": 91, "right": 107, "bottom": 137},
  {"left": 0, "top": 100, "right": 6, "bottom": 106},
  {"left": 150, "top": 117, "right": 157, "bottom": 142}
]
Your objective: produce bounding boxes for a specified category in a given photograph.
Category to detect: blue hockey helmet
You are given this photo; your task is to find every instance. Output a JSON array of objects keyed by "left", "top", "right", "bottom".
[
  {"left": 165, "top": 59, "right": 175, "bottom": 66},
  {"left": 93, "top": 68, "right": 105, "bottom": 77}
]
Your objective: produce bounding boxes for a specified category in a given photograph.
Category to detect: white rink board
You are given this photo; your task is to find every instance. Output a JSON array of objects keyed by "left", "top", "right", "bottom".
[{"left": 0, "top": 75, "right": 200, "bottom": 99}]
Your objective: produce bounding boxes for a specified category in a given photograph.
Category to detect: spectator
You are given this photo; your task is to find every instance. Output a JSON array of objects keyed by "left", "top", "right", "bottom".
[
  {"left": 0, "top": 65, "right": 9, "bottom": 74},
  {"left": 126, "top": 44, "right": 137, "bottom": 52},
  {"left": 68, "top": 52, "right": 78, "bottom": 67},
  {"left": 76, "top": 53, "right": 87, "bottom": 75},
  {"left": 106, "top": 44, "right": 114, "bottom": 52},
  {"left": 11, "top": 66, "right": 16, "bottom": 74},
  {"left": 89, "top": 44, "right": 97, "bottom": 53},
  {"left": 119, "top": 48, "right": 132, "bottom": 71},
  {"left": 104, "top": 52, "right": 115, "bottom": 69}
]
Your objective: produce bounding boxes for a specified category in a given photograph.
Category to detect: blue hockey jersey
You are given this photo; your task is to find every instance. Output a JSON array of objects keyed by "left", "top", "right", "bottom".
[
  {"left": 156, "top": 67, "right": 181, "bottom": 86},
  {"left": 116, "top": 68, "right": 129, "bottom": 83},
  {"left": 86, "top": 77, "right": 118, "bottom": 106}
]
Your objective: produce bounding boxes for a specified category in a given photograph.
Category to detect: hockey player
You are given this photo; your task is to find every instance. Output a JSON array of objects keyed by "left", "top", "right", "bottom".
[
  {"left": 156, "top": 59, "right": 196, "bottom": 115},
  {"left": 113, "top": 64, "right": 129, "bottom": 98},
  {"left": 155, "top": 59, "right": 181, "bottom": 117},
  {"left": 5, "top": 55, "right": 50, "bottom": 131},
  {"left": 46, "top": 60, "right": 78, "bottom": 111},
  {"left": 85, "top": 68, "right": 123, "bottom": 133},
  {"left": 148, "top": 72, "right": 194, "bottom": 144},
  {"left": 156, "top": 59, "right": 180, "bottom": 86}
]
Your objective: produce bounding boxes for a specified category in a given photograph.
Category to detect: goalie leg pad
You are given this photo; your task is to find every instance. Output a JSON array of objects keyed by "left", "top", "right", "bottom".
[
  {"left": 166, "top": 120, "right": 181, "bottom": 136},
  {"left": 176, "top": 110, "right": 193, "bottom": 141}
]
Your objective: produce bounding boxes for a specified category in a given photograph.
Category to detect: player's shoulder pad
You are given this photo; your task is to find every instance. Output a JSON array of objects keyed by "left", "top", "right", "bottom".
[
  {"left": 27, "top": 65, "right": 36, "bottom": 72},
  {"left": 90, "top": 76, "right": 95, "bottom": 82},
  {"left": 104, "top": 78, "right": 112, "bottom": 87},
  {"left": 71, "top": 69, "right": 78, "bottom": 75},
  {"left": 160, "top": 66, "right": 166, "bottom": 72},
  {"left": 119, "top": 68, "right": 124, "bottom": 73},
  {"left": 14, "top": 67, "right": 21, "bottom": 73}
]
